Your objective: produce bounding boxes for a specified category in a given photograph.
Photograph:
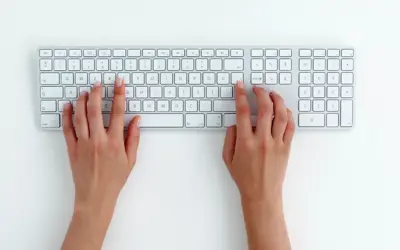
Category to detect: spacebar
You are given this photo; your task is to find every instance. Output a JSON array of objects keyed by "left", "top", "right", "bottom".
[{"left": 103, "top": 114, "right": 184, "bottom": 128}]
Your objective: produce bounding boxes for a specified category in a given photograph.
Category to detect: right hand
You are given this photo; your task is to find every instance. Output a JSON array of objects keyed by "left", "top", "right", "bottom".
[{"left": 222, "top": 81, "right": 295, "bottom": 203}]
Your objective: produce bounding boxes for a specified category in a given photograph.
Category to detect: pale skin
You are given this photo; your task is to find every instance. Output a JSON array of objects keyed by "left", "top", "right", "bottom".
[{"left": 61, "top": 78, "right": 295, "bottom": 250}]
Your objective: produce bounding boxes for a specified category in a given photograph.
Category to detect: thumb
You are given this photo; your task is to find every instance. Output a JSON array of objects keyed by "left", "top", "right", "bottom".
[{"left": 125, "top": 115, "right": 141, "bottom": 167}]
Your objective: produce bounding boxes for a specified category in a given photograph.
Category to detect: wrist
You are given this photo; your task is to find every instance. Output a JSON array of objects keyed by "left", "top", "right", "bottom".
[{"left": 241, "top": 196, "right": 284, "bottom": 219}]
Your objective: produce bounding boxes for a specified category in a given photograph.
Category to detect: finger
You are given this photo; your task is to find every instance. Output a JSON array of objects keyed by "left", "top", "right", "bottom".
[
  {"left": 253, "top": 87, "right": 273, "bottom": 138},
  {"left": 108, "top": 77, "right": 126, "bottom": 137},
  {"left": 75, "top": 92, "right": 89, "bottom": 139},
  {"left": 270, "top": 91, "right": 288, "bottom": 140},
  {"left": 234, "top": 81, "right": 253, "bottom": 139},
  {"left": 62, "top": 102, "right": 77, "bottom": 152},
  {"left": 283, "top": 108, "right": 295, "bottom": 144},
  {"left": 86, "top": 82, "right": 105, "bottom": 137},
  {"left": 222, "top": 125, "right": 237, "bottom": 169},
  {"left": 125, "top": 116, "right": 141, "bottom": 166}
]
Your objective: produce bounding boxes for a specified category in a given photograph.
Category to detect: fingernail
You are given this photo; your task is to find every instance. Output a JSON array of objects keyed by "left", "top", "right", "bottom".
[
  {"left": 116, "top": 77, "right": 123, "bottom": 87},
  {"left": 237, "top": 80, "right": 244, "bottom": 89},
  {"left": 80, "top": 91, "right": 88, "bottom": 96},
  {"left": 63, "top": 102, "right": 71, "bottom": 110},
  {"left": 136, "top": 116, "right": 141, "bottom": 128},
  {"left": 93, "top": 81, "right": 101, "bottom": 87}
]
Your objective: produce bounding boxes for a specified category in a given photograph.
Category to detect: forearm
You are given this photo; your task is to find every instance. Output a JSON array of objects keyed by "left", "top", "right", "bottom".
[
  {"left": 62, "top": 196, "right": 117, "bottom": 250},
  {"left": 242, "top": 198, "right": 291, "bottom": 250}
]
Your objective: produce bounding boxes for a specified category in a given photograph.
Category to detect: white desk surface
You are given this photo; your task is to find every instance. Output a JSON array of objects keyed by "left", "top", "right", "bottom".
[{"left": 0, "top": 0, "right": 399, "bottom": 249}]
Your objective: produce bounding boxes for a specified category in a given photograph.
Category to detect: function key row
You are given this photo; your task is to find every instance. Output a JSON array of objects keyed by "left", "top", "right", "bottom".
[
  {"left": 251, "top": 49, "right": 292, "bottom": 57},
  {"left": 39, "top": 49, "right": 245, "bottom": 58},
  {"left": 298, "top": 49, "right": 354, "bottom": 57}
]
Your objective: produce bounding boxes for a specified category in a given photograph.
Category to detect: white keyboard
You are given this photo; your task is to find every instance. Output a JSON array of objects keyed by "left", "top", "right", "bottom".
[{"left": 38, "top": 47, "right": 354, "bottom": 130}]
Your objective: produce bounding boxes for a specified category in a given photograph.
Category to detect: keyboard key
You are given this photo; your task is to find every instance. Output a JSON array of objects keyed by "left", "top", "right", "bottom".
[
  {"left": 125, "top": 114, "right": 184, "bottom": 128},
  {"left": 231, "top": 73, "right": 244, "bottom": 84},
  {"left": 186, "top": 114, "right": 205, "bottom": 127},
  {"left": 143, "top": 100, "right": 155, "bottom": 112},
  {"left": 54, "top": 59, "right": 66, "bottom": 71},
  {"left": 193, "top": 87, "right": 205, "bottom": 98},
  {"left": 221, "top": 87, "right": 233, "bottom": 98},
  {"left": 104, "top": 73, "right": 115, "bottom": 85},
  {"left": 65, "top": 87, "right": 77, "bottom": 98},
  {"left": 231, "top": 49, "right": 244, "bottom": 57},
  {"left": 135, "top": 86, "right": 148, "bottom": 98},
  {"left": 82, "top": 59, "right": 95, "bottom": 71},
  {"left": 54, "top": 50, "right": 67, "bottom": 57},
  {"left": 160, "top": 73, "right": 173, "bottom": 84},
  {"left": 224, "top": 59, "right": 243, "bottom": 71},
  {"left": 182, "top": 59, "right": 194, "bottom": 71},
  {"left": 279, "top": 49, "right": 292, "bottom": 57},
  {"left": 210, "top": 59, "right": 222, "bottom": 71},
  {"left": 129, "top": 100, "right": 141, "bottom": 112},
  {"left": 96, "top": 59, "right": 108, "bottom": 71},
  {"left": 40, "top": 73, "right": 59, "bottom": 85},
  {"left": 251, "top": 73, "right": 263, "bottom": 85},
  {"left": 171, "top": 100, "right": 183, "bottom": 111},
  {"left": 217, "top": 73, "right": 229, "bottom": 84},
  {"left": 251, "top": 49, "right": 264, "bottom": 57},
  {"left": 265, "top": 59, "right": 278, "bottom": 70},
  {"left": 196, "top": 59, "right": 208, "bottom": 71},
  {"left": 327, "top": 73, "right": 340, "bottom": 84},
  {"left": 298, "top": 113, "right": 325, "bottom": 127},
  {"left": 113, "top": 49, "right": 126, "bottom": 57},
  {"left": 265, "top": 49, "right": 278, "bottom": 57},
  {"left": 327, "top": 86, "right": 339, "bottom": 98},
  {"left": 279, "top": 59, "right": 291, "bottom": 70},
  {"left": 200, "top": 100, "right": 212, "bottom": 112},
  {"left": 214, "top": 100, "right": 235, "bottom": 112},
  {"left": 118, "top": 73, "right": 130, "bottom": 85},
  {"left": 41, "top": 101, "right": 57, "bottom": 112},
  {"left": 164, "top": 86, "right": 176, "bottom": 98},
  {"left": 313, "top": 59, "right": 326, "bottom": 71},
  {"left": 313, "top": 100, "right": 325, "bottom": 112},
  {"left": 279, "top": 73, "right": 291, "bottom": 85},
  {"left": 143, "top": 49, "right": 156, "bottom": 57},
  {"left": 128, "top": 49, "right": 141, "bottom": 57},
  {"left": 89, "top": 73, "right": 101, "bottom": 84},
  {"left": 79, "top": 86, "right": 92, "bottom": 94},
  {"left": 175, "top": 73, "right": 187, "bottom": 85},
  {"left": 299, "top": 87, "right": 311, "bottom": 98},
  {"left": 84, "top": 49, "right": 96, "bottom": 57},
  {"left": 204, "top": 73, "right": 215, "bottom": 84},
  {"left": 327, "top": 100, "right": 339, "bottom": 112},
  {"left": 41, "top": 87, "right": 63, "bottom": 98},
  {"left": 299, "top": 59, "right": 311, "bottom": 71},
  {"left": 313, "top": 73, "right": 325, "bottom": 85},
  {"left": 99, "top": 49, "right": 111, "bottom": 57},
  {"left": 189, "top": 73, "right": 201, "bottom": 85},
  {"left": 298, "top": 100, "right": 311, "bottom": 112},
  {"left": 124, "top": 59, "right": 137, "bottom": 71},
  {"left": 146, "top": 73, "right": 159, "bottom": 84},
  {"left": 157, "top": 100, "right": 169, "bottom": 112},
  {"left": 327, "top": 114, "right": 339, "bottom": 127},
  {"left": 40, "top": 49, "right": 52, "bottom": 57},
  {"left": 341, "top": 72, "right": 354, "bottom": 84},
  {"left": 341, "top": 59, "right": 354, "bottom": 71},
  {"left": 187, "top": 49, "right": 199, "bottom": 57},
  {"left": 76, "top": 73, "right": 88, "bottom": 85},
  {"left": 172, "top": 49, "right": 185, "bottom": 57},
  {"left": 299, "top": 49, "right": 312, "bottom": 57},
  {"left": 313, "top": 86, "right": 325, "bottom": 98},
  {"left": 40, "top": 59, "right": 52, "bottom": 71},
  {"left": 328, "top": 59, "right": 340, "bottom": 71},
  {"left": 185, "top": 100, "right": 198, "bottom": 112},
  {"left": 299, "top": 73, "right": 311, "bottom": 84},
  {"left": 206, "top": 87, "right": 219, "bottom": 98},
  {"left": 266, "top": 73, "right": 277, "bottom": 84},
  {"left": 341, "top": 86, "right": 353, "bottom": 98},
  {"left": 168, "top": 59, "right": 180, "bottom": 71},
  {"left": 328, "top": 49, "right": 340, "bottom": 57},
  {"left": 313, "top": 49, "right": 326, "bottom": 57},
  {"left": 150, "top": 86, "right": 162, "bottom": 98},
  {"left": 111, "top": 59, "right": 123, "bottom": 70},
  {"left": 102, "top": 100, "right": 112, "bottom": 112},
  {"left": 125, "top": 87, "right": 134, "bottom": 98},
  {"left": 251, "top": 59, "right": 264, "bottom": 71},
  {"left": 139, "top": 59, "right": 151, "bottom": 71},
  {"left": 41, "top": 114, "right": 60, "bottom": 128},
  {"left": 341, "top": 49, "right": 354, "bottom": 57},
  {"left": 178, "top": 86, "right": 190, "bottom": 98},
  {"left": 58, "top": 101, "right": 70, "bottom": 112},
  {"left": 157, "top": 49, "right": 170, "bottom": 57},
  {"left": 340, "top": 100, "right": 353, "bottom": 127},
  {"left": 69, "top": 50, "right": 82, "bottom": 57},
  {"left": 207, "top": 114, "right": 222, "bottom": 127},
  {"left": 216, "top": 49, "right": 229, "bottom": 57},
  {"left": 132, "top": 73, "right": 145, "bottom": 84},
  {"left": 202, "top": 49, "right": 214, "bottom": 57}
]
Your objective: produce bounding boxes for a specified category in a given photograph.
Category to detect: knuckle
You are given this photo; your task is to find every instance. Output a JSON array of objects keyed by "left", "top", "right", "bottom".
[{"left": 236, "top": 103, "right": 250, "bottom": 116}]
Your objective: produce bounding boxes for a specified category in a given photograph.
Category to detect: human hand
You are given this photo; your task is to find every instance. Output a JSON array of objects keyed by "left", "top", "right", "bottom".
[
  {"left": 62, "top": 77, "right": 140, "bottom": 211},
  {"left": 222, "top": 81, "right": 295, "bottom": 203}
]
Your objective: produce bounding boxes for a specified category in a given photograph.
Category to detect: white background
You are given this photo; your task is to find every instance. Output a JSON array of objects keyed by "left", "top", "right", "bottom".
[{"left": 0, "top": 0, "right": 399, "bottom": 249}]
